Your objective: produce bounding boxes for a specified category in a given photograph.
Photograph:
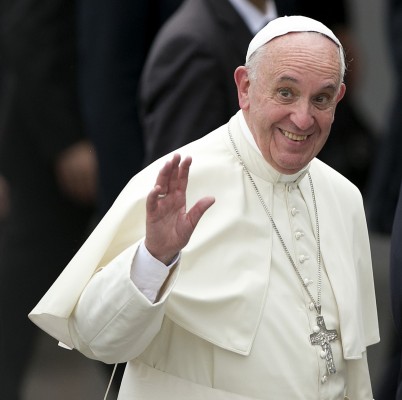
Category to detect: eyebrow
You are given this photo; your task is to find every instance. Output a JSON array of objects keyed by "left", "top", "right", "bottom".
[
  {"left": 279, "top": 75, "right": 298, "bottom": 83},
  {"left": 278, "top": 75, "right": 337, "bottom": 92}
]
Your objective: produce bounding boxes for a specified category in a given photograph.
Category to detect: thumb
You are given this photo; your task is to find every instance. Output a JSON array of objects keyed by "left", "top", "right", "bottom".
[{"left": 187, "top": 196, "right": 215, "bottom": 229}]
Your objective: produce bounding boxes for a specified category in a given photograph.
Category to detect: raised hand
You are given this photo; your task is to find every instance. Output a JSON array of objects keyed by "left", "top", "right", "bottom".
[{"left": 145, "top": 154, "right": 215, "bottom": 265}]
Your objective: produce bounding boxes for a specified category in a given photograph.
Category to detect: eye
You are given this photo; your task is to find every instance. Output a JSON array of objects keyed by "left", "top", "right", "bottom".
[
  {"left": 313, "top": 94, "right": 333, "bottom": 108},
  {"left": 277, "top": 87, "right": 294, "bottom": 100}
]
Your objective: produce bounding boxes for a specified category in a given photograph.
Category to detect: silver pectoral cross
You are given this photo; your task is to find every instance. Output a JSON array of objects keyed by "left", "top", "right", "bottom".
[{"left": 310, "top": 315, "right": 338, "bottom": 375}]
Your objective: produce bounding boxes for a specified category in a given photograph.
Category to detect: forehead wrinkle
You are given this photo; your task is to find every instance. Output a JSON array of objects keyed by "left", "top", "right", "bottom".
[
  {"left": 275, "top": 49, "right": 339, "bottom": 71},
  {"left": 265, "top": 33, "right": 342, "bottom": 81},
  {"left": 265, "top": 50, "right": 341, "bottom": 89}
]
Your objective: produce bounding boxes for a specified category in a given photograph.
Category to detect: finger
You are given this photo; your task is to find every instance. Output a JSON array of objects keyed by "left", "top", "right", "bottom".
[
  {"left": 146, "top": 185, "right": 165, "bottom": 214},
  {"left": 154, "top": 154, "right": 181, "bottom": 195},
  {"left": 166, "top": 154, "right": 182, "bottom": 194},
  {"left": 177, "top": 156, "right": 192, "bottom": 194},
  {"left": 187, "top": 196, "right": 215, "bottom": 229}
]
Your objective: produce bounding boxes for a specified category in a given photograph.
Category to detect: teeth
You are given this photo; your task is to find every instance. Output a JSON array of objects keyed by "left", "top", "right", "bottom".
[{"left": 282, "top": 129, "right": 307, "bottom": 141}]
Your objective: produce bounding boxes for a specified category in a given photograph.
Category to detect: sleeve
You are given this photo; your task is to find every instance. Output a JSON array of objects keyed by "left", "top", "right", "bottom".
[
  {"left": 345, "top": 351, "right": 374, "bottom": 399},
  {"left": 68, "top": 243, "right": 179, "bottom": 364},
  {"left": 131, "top": 240, "right": 180, "bottom": 303}
]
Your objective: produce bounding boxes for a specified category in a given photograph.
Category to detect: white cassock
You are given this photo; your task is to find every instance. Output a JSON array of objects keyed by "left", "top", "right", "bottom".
[{"left": 29, "top": 111, "right": 379, "bottom": 399}]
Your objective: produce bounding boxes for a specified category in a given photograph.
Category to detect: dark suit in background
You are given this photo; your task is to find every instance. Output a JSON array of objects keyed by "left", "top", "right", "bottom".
[
  {"left": 368, "top": 1, "right": 402, "bottom": 391},
  {"left": 77, "top": 0, "right": 182, "bottom": 216},
  {"left": 140, "top": 0, "right": 254, "bottom": 166},
  {"left": 366, "top": 0, "right": 402, "bottom": 234},
  {"left": 391, "top": 182, "right": 402, "bottom": 399},
  {"left": 0, "top": 0, "right": 96, "bottom": 398}
]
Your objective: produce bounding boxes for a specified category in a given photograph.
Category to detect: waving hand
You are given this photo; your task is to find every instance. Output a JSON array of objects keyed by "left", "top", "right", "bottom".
[{"left": 145, "top": 154, "right": 215, "bottom": 264}]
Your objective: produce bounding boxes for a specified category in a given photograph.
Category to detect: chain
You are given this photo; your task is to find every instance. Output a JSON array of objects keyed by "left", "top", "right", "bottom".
[{"left": 228, "top": 125, "right": 322, "bottom": 315}]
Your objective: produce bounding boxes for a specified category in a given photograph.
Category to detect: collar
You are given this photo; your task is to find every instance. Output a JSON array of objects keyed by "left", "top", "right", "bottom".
[{"left": 227, "top": 0, "right": 278, "bottom": 34}]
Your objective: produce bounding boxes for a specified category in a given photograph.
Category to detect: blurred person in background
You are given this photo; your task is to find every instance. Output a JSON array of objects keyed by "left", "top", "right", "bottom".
[
  {"left": 140, "top": 0, "right": 376, "bottom": 193},
  {"left": 390, "top": 185, "right": 402, "bottom": 400},
  {"left": 366, "top": 0, "right": 402, "bottom": 235},
  {"left": 139, "top": 0, "right": 265, "bottom": 166},
  {"left": 365, "top": 1, "right": 402, "bottom": 395},
  {"left": 0, "top": 0, "right": 97, "bottom": 398},
  {"left": 390, "top": 182, "right": 402, "bottom": 399},
  {"left": 76, "top": 0, "right": 182, "bottom": 218},
  {"left": 0, "top": 174, "right": 9, "bottom": 231}
]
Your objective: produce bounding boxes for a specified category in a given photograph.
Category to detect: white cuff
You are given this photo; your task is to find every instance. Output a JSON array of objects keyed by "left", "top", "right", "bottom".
[{"left": 130, "top": 241, "right": 179, "bottom": 302}]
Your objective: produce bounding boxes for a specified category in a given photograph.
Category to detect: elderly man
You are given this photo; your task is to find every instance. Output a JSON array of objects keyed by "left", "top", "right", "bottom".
[{"left": 30, "top": 16, "right": 379, "bottom": 399}]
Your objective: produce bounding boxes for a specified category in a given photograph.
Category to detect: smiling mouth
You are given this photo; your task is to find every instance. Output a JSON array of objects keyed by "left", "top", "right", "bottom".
[{"left": 281, "top": 129, "right": 308, "bottom": 142}]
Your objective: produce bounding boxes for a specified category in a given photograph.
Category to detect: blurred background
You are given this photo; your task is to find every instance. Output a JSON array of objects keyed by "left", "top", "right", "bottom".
[{"left": 0, "top": 0, "right": 399, "bottom": 398}]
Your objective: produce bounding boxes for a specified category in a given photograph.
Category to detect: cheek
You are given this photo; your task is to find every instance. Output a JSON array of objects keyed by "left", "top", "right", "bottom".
[
  {"left": 251, "top": 99, "right": 282, "bottom": 125},
  {"left": 254, "top": 128, "right": 276, "bottom": 158},
  {"left": 315, "top": 108, "right": 337, "bottom": 136},
  {"left": 250, "top": 106, "right": 285, "bottom": 146},
  {"left": 313, "top": 124, "right": 332, "bottom": 154}
]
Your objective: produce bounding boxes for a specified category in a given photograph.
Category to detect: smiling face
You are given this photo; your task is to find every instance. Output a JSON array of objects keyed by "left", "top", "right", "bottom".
[{"left": 235, "top": 32, "right": 346, "bottom": 174}]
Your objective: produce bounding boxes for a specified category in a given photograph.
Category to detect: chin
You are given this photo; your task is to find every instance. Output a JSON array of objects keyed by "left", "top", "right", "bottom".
[{"left": 276, "top": 158, "right": 308, "bottom": 174}]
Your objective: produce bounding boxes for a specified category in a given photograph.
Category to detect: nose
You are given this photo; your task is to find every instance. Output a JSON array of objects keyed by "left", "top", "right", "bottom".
[{"left": 289, "top": 100, "right": 315, "bottom": 131}]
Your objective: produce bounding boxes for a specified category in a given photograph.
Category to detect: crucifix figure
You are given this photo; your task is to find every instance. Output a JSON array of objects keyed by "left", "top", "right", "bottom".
[{"left": 310, "top": 315, "right": 338, "bottom": 375}]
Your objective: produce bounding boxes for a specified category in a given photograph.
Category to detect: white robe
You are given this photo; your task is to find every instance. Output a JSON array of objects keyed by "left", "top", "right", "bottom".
[{"left": 29, "top": 112, "right": 379, "bottom": 399}]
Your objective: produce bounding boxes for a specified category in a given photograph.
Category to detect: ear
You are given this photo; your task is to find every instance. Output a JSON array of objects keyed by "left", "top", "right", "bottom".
[
  {"left": 336, "top": 83, "right": 346, "bottom": 103},
  {"left": 234, "top": 66, "right": 251, "bottom": 110},
  {"left": 332, "top": 83, "right": 347, "bottom": 122}
]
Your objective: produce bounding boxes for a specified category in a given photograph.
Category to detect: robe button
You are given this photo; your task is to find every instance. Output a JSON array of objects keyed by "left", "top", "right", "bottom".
[
  {"left": 313, "top": 325, "right": 320, "bottom": 333},
  {"left": 321, "top": 375, "right": 328, "bottom": 384},
  {"left": 299, "top": 255, "right": 309, "bottom": 263},
  {"left": 309, "top": 302, "right": 315, "bottom": 311},
  {"left": 290, "top": 207, "right": 298, "bottom": 216},
  {"left": 320, "top": 350, "right": 327, "bottom": 358},
  {"left": 295, "top": 231, "right": 304, "bottom": 239}
]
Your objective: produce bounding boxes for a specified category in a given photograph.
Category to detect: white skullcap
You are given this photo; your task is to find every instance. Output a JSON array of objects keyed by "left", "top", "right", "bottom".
[{"left": 246, "top": 15, "right": 341, "bottom": 63}]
